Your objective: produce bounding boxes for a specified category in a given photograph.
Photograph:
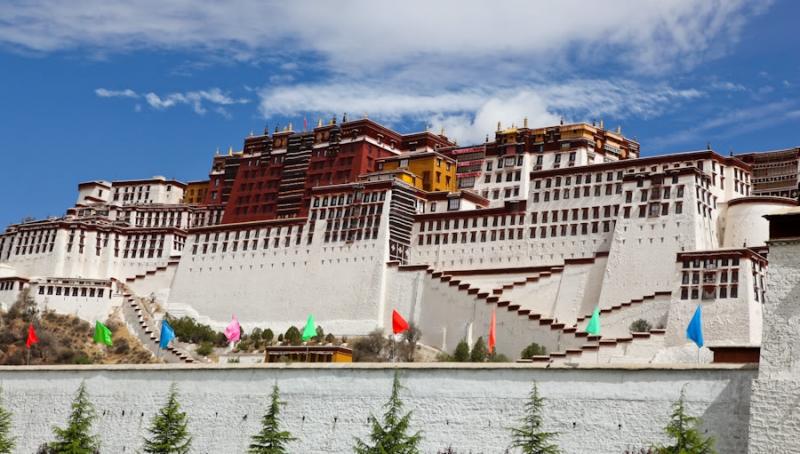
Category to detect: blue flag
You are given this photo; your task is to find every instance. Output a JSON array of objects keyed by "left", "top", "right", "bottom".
[
  {"left": 686, "top": 305, "right": 704, "bottom": 348},
  {"left": 159, "top": 319, "right": 175, "bottom": 349}
]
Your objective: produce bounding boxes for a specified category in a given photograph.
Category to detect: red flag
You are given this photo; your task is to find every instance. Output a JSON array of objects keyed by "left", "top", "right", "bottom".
[
  {"left": 26, "top": 323, "right": 39, "bottom": 348},
  {"left": 303, "top": 116, "right": 308, "bottom": 131},
  {"left": 392, "top": 310, "right": 409, "bottom": 335},
  {"left": 488, "top": 309, "right": 496, "bottom": 354}
]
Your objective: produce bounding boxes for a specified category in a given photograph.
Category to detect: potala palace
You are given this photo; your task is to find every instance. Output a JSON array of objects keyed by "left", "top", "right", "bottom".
[{"left": 2, "top": 118, "right": 798, "bottom": 364}]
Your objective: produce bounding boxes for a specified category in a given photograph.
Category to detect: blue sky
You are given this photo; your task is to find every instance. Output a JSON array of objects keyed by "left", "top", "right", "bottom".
[{"left": 1, "top": 0, "right": 799, "bottom": 228}]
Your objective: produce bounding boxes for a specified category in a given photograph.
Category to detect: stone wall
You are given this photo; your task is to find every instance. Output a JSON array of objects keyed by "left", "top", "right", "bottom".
[{"left": 0, "top": 363, "right": 755, "bottom": 453}]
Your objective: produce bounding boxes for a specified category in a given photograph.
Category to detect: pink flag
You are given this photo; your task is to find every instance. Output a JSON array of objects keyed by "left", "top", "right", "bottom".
[{"left": 224, "top": 315, "right": 241, "bottom": 343}]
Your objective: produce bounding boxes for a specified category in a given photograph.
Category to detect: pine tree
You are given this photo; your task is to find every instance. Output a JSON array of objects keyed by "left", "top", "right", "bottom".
[
  {"left": 509, "top": 382, "right": 560, "bottom": 454},
  {"left": 452, "top": 340, "right": 470, "bottom": 362},
  {"left": 0, "top": 388, "right": 15, "bottom": 454},
  {"left": 48, "top": 381, "right": 100, "bottom": 454},
  {"left": 143, "top": 384, "right": 191, "bottom": 454},
  {"left": 653, "top": 390, "right": 716, "bottom": 454},
  {"left": 353, "top": 371, "right": 422, "bottom": 454},
  {"left": 470, "top": 337, "right": 488, "bottom": 362},
  {"left": 248, "top": 384, "right": 295, "bottom": 453}
]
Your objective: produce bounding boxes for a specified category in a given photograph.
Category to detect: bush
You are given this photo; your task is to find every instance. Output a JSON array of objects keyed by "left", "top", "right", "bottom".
[
  {"left": 284, "top": 326, "right": 301, "bottom": 346},
  {"left": 520, "top": 342, "right": 547, "bottom": 359},
  {"left": 263, "top": 329, "right": 275, "bottom": 345},
  {"left": 352, "top": 330, "right": 388, "bottom": 362},
  {"left": 453, "top": 340, "right": 470, "bottom": 362},
  {"left": 196, "top": 342, "right": 214, "bottom": 357},
  {"left": 166, "top": 315, "right": 226, "bottom": 346},
  {"left": 113, "top": 338, "right": 130, "bottom": 355},
  {"left": 630, "top": 319, "right": 653, "bottom": 333},
  {"left": 324, "top": 333, "right": 336, "bottom": 344},
  {"left": 489, "top": 353, "right": 511, "bottom": 362},
  {"left": 470, "top": 337, "right": 488, "bottom": 362}
]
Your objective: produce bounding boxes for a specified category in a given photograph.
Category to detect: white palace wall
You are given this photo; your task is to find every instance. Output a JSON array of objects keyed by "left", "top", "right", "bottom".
[{"left": 0, "top": 364, "right": 756, "bottom": 454}]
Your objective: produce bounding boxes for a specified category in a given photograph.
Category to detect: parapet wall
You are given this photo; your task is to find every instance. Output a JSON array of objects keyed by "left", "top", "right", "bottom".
[{"left": 0, "top": 363, "right": 755, "bottom": 453}]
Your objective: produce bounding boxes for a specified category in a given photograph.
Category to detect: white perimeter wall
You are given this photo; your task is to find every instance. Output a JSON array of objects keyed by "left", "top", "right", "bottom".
[{"left": 0, "top": 364, "right": 755, "bottom": 454}]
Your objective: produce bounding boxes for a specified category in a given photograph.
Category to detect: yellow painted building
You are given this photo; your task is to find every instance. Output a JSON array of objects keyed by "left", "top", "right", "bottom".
[
  {"left": 183, "top": 180, "right": 209, "bottom": 204},
  {"left": 377, "top": 151, "right": 457, "bottom": 192}
]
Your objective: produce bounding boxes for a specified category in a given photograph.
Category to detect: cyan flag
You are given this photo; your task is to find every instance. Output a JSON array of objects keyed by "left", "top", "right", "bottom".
[
  {"left": 686, "top": 305, "right": 704, "bottom": 348},
  {"left": 159, "top": 319, "right": 175, "bottom": 349}
]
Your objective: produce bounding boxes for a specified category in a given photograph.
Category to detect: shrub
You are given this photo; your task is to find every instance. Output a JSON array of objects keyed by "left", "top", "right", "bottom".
[
  {"left": 196, "top": 342, "right": 214, "bottom": 357},
  {"left": 284, "top": 326, "right": 301, "bottom": 346},
  {"left": 166, "top": 315, "right": 225, "bottom": 346},
  {"left": 113, "top": 338, "right": 130, "bottom": 355},
  {"left": 520, "top": 342, "right": 547, "bottom": 359},
  {"left": 0, "top": 387, "right": 15, "bottom": 453},
  {"left": 353, "top": 330, "right": 388, "bottom": 362},
  {"left": 630, "top": 319, "right": 653, "bottom": 333},
  {"left": 452, "top": 340, "right": 470, "bottom": 362},
  {"left": 324, "top": 333, "right": 336, "bottom": 344},
  {"left": 263, "top": 329, "right": 275, "bottom": 345},
  {"left": 470, "top": 337, "right": 488, "bottom": 362}
]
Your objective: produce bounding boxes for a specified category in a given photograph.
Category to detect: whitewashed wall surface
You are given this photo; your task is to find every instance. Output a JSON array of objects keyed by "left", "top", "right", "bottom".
[{"left": 0, "top": 363, "right": 755, "bottom": 453}]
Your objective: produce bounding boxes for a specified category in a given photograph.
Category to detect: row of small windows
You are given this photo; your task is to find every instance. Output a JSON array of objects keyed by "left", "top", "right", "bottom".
[
  {"left": 37, "top": 285, "right": 109, "bottom": 298},
  {"left": 417, "top": 220, "right": 617, "bottom": 246},
  {"left": 533, "top": 183, "right": 622, "bottom": 202},
  {"left": 312, "top": 191, "right": 386, "bottom": 208}
]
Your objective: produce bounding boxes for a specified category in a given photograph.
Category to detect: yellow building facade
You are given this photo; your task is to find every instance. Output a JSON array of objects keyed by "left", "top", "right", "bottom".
[{"left": 378, "top": 152, "right": 457, "bottom": 192}]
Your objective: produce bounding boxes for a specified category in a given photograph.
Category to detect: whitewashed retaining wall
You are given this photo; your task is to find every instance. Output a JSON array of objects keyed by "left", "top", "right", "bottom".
[{"left": 0, "top": 364, "right": 755, "bottom": 454}]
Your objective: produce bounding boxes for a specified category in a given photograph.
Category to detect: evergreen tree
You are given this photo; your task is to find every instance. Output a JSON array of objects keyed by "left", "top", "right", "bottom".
[
  {"left": 248, "top": 384, "right": 295, "bottom": 453},
  {"left": 452, "top": 340, "right": 470, "bottom": 362},
  {"left": 0, "top": 388, "right": 15, "bottom": 454},
  {"left": 353, "top": 371, "right": 422, "bottom": 454},
  {"left": 509, "top": 382, "right": 560, "bottom": 454},
  {"left": 48, "top": 381, "right": 100, "bottom": 454},
  {"left": 143, "top": 384, "right": 191, "bottom": 454},
  {"left": 470, "top": 337, "right": 488, "bottom": 362},
  {"left": 653, "top": 390, "right": 716, "bottom": 454}
]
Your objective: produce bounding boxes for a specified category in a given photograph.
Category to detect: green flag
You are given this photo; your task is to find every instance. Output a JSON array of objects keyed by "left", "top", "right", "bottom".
[
  {"left": 301, "top": 315, "right": 316, "bottom": 341},
  {"left": 93, "top": 321, "right": 113, "bottom": 346},
  {"left": 585, "top": 307, "right": 601, "bottom": 336}
]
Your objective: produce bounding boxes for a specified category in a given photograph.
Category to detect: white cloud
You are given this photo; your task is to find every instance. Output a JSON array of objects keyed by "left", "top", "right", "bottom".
[
  {"left": 96, "top": 87, "right": 248, "bottom": 115},
  {"left": 259, "top": 79, "right": 701, "bottom": 144},
  {"left": 94, "top": 88, "right": 138, "bottom": 98},
  {"left": 0, "top": 0, "right": 765, "bottom": 74}
]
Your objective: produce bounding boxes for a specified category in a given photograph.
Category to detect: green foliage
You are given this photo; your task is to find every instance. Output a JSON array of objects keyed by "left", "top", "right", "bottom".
[
  {"left": 165, "top": 315, "right": 226, "bottom": 347},
  {"left": 250, "top": 328, "right": 263, "bottom": 342},
  {"left": 509, "top": 382, "right": 560, "bottom": 454},
  {"left": 248, "top": 384, "right": 295, "bottom": 453},
  {"left": 263, "top": 329, "right": 275, "bottom": 344},
  {"left": 48, "top": 381, "right": 100, "bottom": 454},
  {"left": 652, "top": 390, "right": 716, "bottom": 454},
  {"left": 324, "top": 333, "right": 336, "bottom": 344},
  {"left": 488, "top": 352, "right": 511, "bottom": 362},
  {"left": 196, "top": 342, "right": 214, "bottom": 357},
  {"left": 143, "top": 384, "right": 191, "bottom": 454},
  {"left": 314, "top": 326, "right": 325, "bottom": 343},
  {"left": 470, "top": 337, "right": 488, "bottom": 362},
  {"left": 520, "top": 342, "right": 547, "bottom": 359},
  {"left": 353, "top": 371, "right": 422, "bottom": 453},
  {"left": 630, "top": 319, "right": 653, "bottom": 333},
  {"left": 452, "top": 340, "right": 470, "bottom": 362},
  {"left": 283, "top": 326, "right": 301, "bottom": 346},
  {"left": 0, "top": 388, "right": 15, "bottom": 454}
]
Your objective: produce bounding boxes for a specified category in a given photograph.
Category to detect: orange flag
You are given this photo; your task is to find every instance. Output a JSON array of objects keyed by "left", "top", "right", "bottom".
[
  {"left": 26, "top": 323, "right": 39, "bottom": 348},
  {"left": 392, "top": 310, "right": 409, "bottom": 335},
  {"left": 488, "top": 309, "right": 496, "bottom": 353}
]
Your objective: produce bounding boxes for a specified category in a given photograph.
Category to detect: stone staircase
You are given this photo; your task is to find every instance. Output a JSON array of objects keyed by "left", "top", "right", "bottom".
[
  {"left": 394, "top": 259, "right": 672, "bottom": 363},
  {"left": 118, "top": 285, "right": 196, "bottom": 364}
]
